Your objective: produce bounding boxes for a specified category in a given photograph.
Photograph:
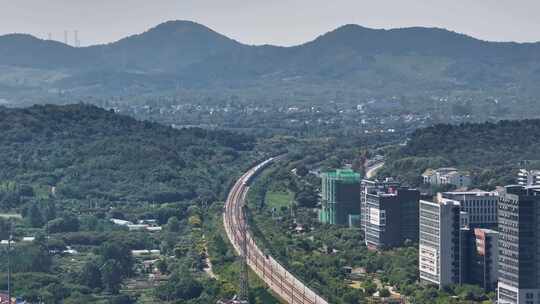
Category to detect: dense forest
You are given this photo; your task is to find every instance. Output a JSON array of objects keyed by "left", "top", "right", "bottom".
[
  {"left": 0, "top": 104, "right": 255, "bottom": 207},
  {"left": 380, "top": 119, "right": 540, "bottom": 187},
  {"left": 0, "top": 104, "right": 273, "bottom": 303}
]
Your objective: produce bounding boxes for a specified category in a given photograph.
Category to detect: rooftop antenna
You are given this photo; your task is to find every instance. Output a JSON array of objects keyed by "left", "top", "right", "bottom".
[
  {"left": 47, "top": 33, "right": 52, "bottom": 40},
  {"left": 64, "top": 30, "right": 68, "bottom": 45},
  {"left": 523, "top": 160, "right": 530, "bottom": 171}
]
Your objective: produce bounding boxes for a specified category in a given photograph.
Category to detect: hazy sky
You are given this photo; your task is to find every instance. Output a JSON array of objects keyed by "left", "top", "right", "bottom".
[{"left": 1, "top": 0, "right": 539, "bottom": 46}]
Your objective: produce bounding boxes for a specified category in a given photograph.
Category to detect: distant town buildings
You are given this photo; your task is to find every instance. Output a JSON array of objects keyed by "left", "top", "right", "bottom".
[
  {"left": 419, "top": 195, "right": 463, "bottom": 288},
  {"left": 422, "top": 168, "right": 471, "bottom": 188},
  {"left": 497, "top": 185, "right": 540, "bottom": 304},
  {"left": 319, "top": 169, "right": 361, "bottom": 226},
  {"left": 360, "top": 179, "right": 420, "bottom": 250}
]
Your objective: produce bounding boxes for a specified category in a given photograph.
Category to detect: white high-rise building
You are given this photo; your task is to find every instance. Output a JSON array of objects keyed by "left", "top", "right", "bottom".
[
  {"left": 517, "top": 169, "right": 540, "bottom": 186},
  {"left": 419, "top": 195, "right": 463, "bottom": 288}
]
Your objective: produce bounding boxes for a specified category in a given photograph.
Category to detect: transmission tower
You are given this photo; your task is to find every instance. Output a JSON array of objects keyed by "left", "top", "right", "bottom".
[
  {"left": 7, "top": 219, "right": 13, "bottom": 303},
  {"left": 74, "top": 30, "right": 79, "bottom": 47},
  {"left": 239, "top": 206, "right": 249, "bottom": 303}
]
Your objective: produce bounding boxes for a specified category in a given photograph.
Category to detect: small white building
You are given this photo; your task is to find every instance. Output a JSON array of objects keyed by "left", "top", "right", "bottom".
[
  {"left": 63, "top": 246, "right": 79, "bottom": 255},
  {"left": 419, "top": 195, "right": 463, "bottom": 288},
  {"left": 132, "top": 249, "right": 161, "bottom": 257},
  {"left": 146, "top": 226, "right": 162, "bottom": 232},
  {"left": 110, "top": 218, "right": 133, "bottom": 226},
  {"left": 127, "top": 224, "right": 149, "bottom": 231},
  {"left": 112, "top": 218, "right": 162, "bottom": 232},
  {"left": 138, "top": 219, "right": 158, "bottom": 225},
  {"left": 422, "top": 168, "right": 471, "bottom": 188}
]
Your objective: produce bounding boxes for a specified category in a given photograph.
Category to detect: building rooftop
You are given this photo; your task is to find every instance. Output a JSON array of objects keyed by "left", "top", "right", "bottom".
[
  {"left": 437, "top": 167, "right": 458, "bottom": 171},
  {"left": 422, "top": 167, "right": 470, "bottom": 177},
  {"left": 443, "top": 190, "right": 498, "bottom": 196},
  {"left": 474, "top": 227, "right": 498, "bottom": 235},
  {"left": 502, "top": 184, "right": 540, "bottom": 196},
  {"left": 423, "top": 193, "right": 461, "bottom": 206},
  {"left": 323, "top": 169, "right": 361, "bottom": 182}
]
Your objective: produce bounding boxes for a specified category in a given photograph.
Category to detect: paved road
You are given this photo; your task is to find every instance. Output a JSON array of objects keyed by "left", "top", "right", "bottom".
[
  {"left": 223, "top": 157, "right": 329, "bottom": 304},
  {"left": 365, "top": 161, "right": 385, "bottom": 179}
]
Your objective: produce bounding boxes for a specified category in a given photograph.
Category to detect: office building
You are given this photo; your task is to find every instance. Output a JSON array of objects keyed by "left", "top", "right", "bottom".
[
  {"left": 360, "top": 179, "right": 400, "bottom": 233},
  {"left": 319, "top": 169, "right": 361, "bottom": 226},
  {"left": 498, "top": 185, "right": 540, "bottom": 304},
  {"left": 461, "top": 228, "right": 499, "bottom": 291},
  {"left": 442, "top": 190, "right": 498, "bottom": 228},
  {"left": 420, "top": 191, "right": 499, "bottom": 292},
  {"left": 419, "top": 195, "right": 463, "bottom": 288},
  {"left": 361, "top": 180, "right": 420, "bottom": 249},
  {"left": 517, "top": 169, "right": 540, "bottom": 186}
]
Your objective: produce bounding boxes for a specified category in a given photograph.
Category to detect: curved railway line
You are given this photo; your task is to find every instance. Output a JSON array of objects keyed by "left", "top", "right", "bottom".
[{"left": 223, "top": 157, "right": 329, "bottom": 304}]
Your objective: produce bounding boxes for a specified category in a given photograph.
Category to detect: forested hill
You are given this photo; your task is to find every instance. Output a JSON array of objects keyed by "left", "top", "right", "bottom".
[
  {"left": 0, "top": 104, "right": 255, "bottom": 204},
  {"left": 1, "top": 20, "right": 540, "bottom": 102},
  {"left": 381, "top": 119, "right": 540, "bottom": 187}
]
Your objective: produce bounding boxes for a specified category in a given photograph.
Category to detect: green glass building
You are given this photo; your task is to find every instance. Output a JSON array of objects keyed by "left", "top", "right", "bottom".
[{"left": 319, "top": 169, "right": 361, "bottom": 226}]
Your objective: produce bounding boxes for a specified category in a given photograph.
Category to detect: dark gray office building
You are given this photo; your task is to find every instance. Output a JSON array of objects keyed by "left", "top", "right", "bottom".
[
  {"left": 461, "top": 228, "right": 499, "bottom": 291},
  {"left": 442, "top": 190, "right": 498, "bottom": 229},
  {"left": 360, "top": 179, "right": 400, "bottom": 233},
  {"left": 361, "top": 179, "right": 420, "bottom": 250},
  {"left": 498, "top": 185, "right": 540, "bottom": 304}
]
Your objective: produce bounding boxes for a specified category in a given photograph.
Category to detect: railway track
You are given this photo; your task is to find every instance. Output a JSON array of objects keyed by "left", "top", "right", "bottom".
[{"left": 223, "top": 157, "right": 329, "bottom": 304}]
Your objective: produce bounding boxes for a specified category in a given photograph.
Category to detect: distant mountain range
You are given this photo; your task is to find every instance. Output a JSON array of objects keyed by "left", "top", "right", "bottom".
[{"left": 1, "top": 20, "right": 539, "bottom": 101}]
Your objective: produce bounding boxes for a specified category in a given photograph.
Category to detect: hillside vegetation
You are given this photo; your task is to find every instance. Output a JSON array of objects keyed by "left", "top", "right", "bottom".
[
  {"left": 380, "top": 119, "right": 540, "bottom": 187},
  {"left": 0, "top": 104, "right": 265, "bottom": 303},
  {"left": 1, "top": 20, "right": 539, "bottom": 104},
  {"left": 0, "top": 104, "right": 255, "bottom": 206}
]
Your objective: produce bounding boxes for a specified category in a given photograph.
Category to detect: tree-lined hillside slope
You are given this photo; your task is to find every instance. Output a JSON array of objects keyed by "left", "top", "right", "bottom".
[
  {"left": 1, "top": 20, "right": 539, "bottom": 100},
  {"left": 0, "top": 104, "right": 255, "bottom": 204},
  {"left": 380, "top": 119, "right": 540, "bottom": 187}
]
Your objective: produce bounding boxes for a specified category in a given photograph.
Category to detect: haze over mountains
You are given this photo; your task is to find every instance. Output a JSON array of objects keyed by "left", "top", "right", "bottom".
[{"left": 1, "top": 20, "right": 539, "bottom": 102}]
